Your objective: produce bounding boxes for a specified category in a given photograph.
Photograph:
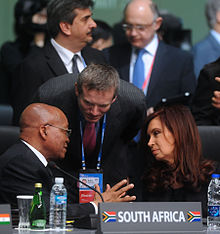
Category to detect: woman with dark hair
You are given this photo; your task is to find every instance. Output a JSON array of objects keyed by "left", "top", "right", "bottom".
[{"left": 140, "top": 104, "right": 218, "bottom": 217}]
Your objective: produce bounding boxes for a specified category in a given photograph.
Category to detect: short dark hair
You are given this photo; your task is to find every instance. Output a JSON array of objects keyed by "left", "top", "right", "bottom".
[
  {"left": 47, "top": 0, "right": 94, "bottom": 38},
  {"left": 77, "top": 64, "right": 119, "bottom": 98},
  {"left": 89, "top": 20, "right": 113, "bottom": 45}
]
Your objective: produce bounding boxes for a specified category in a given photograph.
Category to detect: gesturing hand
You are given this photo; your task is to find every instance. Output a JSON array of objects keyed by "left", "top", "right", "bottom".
[{"left": 93, "top": 179, "right": 136, "bottom": 206}]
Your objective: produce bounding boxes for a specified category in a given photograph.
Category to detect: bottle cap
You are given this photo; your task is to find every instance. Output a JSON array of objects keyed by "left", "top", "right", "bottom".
[
  {"left": 55, "top": 177, "right": 64, "bottom": 184},
  {"left": 35, "top": 183, "right": 42, "bottom": 188},
  {"left": 212, "top": 174, "right": 220, "bottom": 178}
]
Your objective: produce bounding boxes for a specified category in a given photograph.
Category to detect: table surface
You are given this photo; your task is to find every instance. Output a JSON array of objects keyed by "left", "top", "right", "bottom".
[
  {"left": 12, "top": 227, "right": 220, "bottom": 234},
  {"left": 13, "top": 227, "right": 96, "bottom": 234}
]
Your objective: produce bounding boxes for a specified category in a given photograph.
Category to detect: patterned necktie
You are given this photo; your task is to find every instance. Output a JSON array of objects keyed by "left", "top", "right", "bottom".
[
  {"left": 72, "top": 54, "right": 79, "bottom": 74},
  {"left": 133, "top": 49, "right": 145, "bottom": 90},
  {"left": 83, "top": 122, "right": 96, "bottom": 156}
]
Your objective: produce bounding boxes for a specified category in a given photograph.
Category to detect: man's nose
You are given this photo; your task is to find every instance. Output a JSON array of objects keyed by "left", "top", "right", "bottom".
[
  {"left": 90, "top": 18, "right": 96, "bottom": 28},
  {"left": 90, "top": 105, "right": 99, "bottom": 115}
]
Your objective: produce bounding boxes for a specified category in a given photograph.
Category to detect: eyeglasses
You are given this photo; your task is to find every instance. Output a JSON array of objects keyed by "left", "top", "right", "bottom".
[
  {"left": 45, "top": 124, "right": 72, "bottom": 137},
  {"left": 122, "top": 22, "right": 154, "bottom": 32}
]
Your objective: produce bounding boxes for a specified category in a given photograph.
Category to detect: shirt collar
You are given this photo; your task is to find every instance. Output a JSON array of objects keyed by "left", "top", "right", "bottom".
[
  {"left": 210, "top": 29, "right": 220, "bottom": 45},
  {"left": 143, "top": 34, "right": 159, "bottom": 56},
  {"left": 132, "top": 34, "right": 158, "bottom": 56},
  {"left": 21, "top": 140, "right": 48, "bottom": 167},
  {"left": 51, "top": 38, "right": 82, "bottom": 67}
]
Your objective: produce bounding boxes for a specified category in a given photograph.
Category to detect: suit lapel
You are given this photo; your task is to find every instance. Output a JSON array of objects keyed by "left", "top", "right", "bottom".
[
  {"left": 102, "top": 94, "right": 121, "bottom": 156},
  {"left": 147, "top": 42, "right": 167, "bottom": 99},
  {"left": 44, "top": 42, "right": 68, "bottom": 78},
  {"left": 119, "top": 46, "right": 131, "bottom": 82}
]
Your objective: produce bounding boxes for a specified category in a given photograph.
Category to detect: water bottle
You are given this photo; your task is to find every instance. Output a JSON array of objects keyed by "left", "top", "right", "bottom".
[
  {"left": 207, "top": 174, "right": 220, "bottom": 229},
  {"left": 49, "top": 177, "right": 67, "bottom": 230}
]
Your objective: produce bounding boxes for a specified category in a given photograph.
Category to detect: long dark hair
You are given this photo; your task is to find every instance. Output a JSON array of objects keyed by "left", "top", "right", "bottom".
[{"left": 141, "top": 104, "right": 214, "bottom": 192}]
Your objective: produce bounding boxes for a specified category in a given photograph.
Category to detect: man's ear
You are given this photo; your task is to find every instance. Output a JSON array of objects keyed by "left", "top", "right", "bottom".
[
  {"left": 59, "top": 22, "right": 72, "bottom": 36},
  {"left": 39, "top": 125, "right": 47, "bottom": 140},
  {"left": 75, "top": 82, "right": 79, "bottom": 96},
  {"left": 112, "top": 95, "right": 117, "bottom": 104},
  {"left": 154, "top": 17, "right": 163, "bottom": 31}
]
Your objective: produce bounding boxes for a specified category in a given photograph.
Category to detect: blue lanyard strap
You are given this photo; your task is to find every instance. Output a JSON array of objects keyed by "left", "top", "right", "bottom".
[{"left": 80, "top": 114, "right": 106, "bottom": 170}]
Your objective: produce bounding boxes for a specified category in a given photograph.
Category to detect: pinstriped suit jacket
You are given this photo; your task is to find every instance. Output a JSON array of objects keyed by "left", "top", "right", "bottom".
[{"left": 33, "top": 73, "right": 146, "bottom": 201}]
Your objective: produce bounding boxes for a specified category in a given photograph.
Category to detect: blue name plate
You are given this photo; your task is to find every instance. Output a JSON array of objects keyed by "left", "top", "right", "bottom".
[{"left": 97, "top": 202, "right": 203, "bottom": 233}]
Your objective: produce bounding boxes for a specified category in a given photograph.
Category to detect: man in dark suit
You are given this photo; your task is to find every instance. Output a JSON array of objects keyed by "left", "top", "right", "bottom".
[
  {"left": 104, "top": 0, "right": 196, "bottom": 110},
  {"left": 191, "top": 57, "right": 220, "bottom": 125},
  {"left": 33, "top": 64, "right": 146, "bottom": 201},
  {"left": 11, "top": 0, "right": 106, "bottom": 125},
  {"left": 0, "top": 103, "right": 136, "bottom": 218}
]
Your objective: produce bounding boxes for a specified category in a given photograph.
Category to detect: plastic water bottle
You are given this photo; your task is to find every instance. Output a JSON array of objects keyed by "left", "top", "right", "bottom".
[
  {"left": 207, "top": 174, "right": 220, "bottom": 229},
  {"left": 49, "top": 177, "right": 67, "bottom": 230}
]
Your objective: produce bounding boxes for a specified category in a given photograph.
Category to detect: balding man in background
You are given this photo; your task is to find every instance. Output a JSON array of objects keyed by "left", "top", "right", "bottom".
[
  {"left": 0, "top": 103, "right": 136, "bottom": 218},
  {"left": 104, "top": 0, "right": 196, "bottom": 110}
]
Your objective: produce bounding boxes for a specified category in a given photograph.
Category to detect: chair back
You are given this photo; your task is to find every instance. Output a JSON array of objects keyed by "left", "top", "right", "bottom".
[
  {"left": 0, "top": 126, "right": 20, "bottom": 155},
  {"left": 0, "top": 104, "right": 13, "bottom": 125},
  {"left": 198, "top": 126, "right": 220, "bottom": 162}
]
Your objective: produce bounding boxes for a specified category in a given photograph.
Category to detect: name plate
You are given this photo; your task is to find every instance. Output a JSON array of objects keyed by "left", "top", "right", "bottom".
[
  {"left": 97, "top": 202, "right": 203, "bottom": 233},
  {"left": 0, "top": 204, "right": 12, "bottom": 234}
]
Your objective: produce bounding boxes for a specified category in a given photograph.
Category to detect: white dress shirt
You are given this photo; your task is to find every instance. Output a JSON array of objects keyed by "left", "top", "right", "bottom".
[
  {"left": 130, "top": 34, "right": 159, "bottom": 94},
  {"left": 51, "top": 38, "right": 86, "bottom": 73}
]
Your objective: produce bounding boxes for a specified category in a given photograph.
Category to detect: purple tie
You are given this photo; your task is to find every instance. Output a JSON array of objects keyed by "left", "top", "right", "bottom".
[{"left": 83, "top": 122, "right": 96, "bottom": 156}]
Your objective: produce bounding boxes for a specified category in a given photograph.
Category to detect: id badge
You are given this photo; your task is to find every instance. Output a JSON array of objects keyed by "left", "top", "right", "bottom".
[{"left": 79, "top": 169, "right": 103, "bottom": 203}]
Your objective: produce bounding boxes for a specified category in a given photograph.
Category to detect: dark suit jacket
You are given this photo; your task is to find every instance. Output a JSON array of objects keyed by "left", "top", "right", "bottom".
[
  {"left": 11, "top": 41, "right": 106, "bottom": 125},
  {"left": 191, "top": 57, "right": 220, "bottom": 125},
  {"left": 0, "top": 141, "right": 95, "bottom": 218},
  {"left": 33, "top": 74, "right": 146, "bottom": 201},
  {"left": 104, "top": 41, "right": 196, "bottom": 108}
]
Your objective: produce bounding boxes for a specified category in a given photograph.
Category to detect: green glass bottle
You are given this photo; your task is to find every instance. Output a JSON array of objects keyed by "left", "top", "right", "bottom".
[{"left": 29, "top": 183, "right": 46, "bottom": 229}]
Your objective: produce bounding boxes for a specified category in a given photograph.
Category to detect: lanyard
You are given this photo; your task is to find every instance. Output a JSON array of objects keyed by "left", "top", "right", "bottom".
[
  {"left": 142, "top": 53, "right": 156, "bottom": 91},
  {"left": 80, "top": 114, "right": 106, "bottom": 170}
]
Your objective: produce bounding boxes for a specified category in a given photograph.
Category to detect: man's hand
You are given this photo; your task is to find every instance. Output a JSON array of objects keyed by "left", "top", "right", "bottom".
[
  {"left": 93, "top": 179, "right": 136, "bottom": 206},
  {"left": 212, "top": 77, "right": 220, "bottom": 109}
]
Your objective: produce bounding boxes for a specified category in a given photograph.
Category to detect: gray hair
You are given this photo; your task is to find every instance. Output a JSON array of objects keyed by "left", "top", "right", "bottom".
[
  {"left": 124, "top": 0, "right": 160, "bottom": 22},
  {"left": 77, "top": 64, "right": 120, "bottom": 97},
  {"left": 205, "top": 0, "right": 220, "bottom": 28},
  {"left": 47, "top": 0, "right": 94, "bottom": 38}
]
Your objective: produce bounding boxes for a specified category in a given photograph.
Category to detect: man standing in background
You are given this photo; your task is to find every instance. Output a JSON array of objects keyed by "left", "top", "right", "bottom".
[
  {"left": 104, "top": 0, "right": 196, "bottom": 110},
  {"left": 193, "top": 0, "right": 220, "bottom": 78},
  {"left": 11, "top": 0, "right": 106, "bottom": 125}
]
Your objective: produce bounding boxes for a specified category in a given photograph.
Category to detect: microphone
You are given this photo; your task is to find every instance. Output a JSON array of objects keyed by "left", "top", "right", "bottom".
[{"left": 48, "top": 161, "right": 104, "bottom": 202}]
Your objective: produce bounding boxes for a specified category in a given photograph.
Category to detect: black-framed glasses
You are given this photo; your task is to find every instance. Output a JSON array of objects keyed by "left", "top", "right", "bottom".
[
  {"left": 45, "top": 124, "right": 72, "bottom": 137},
  {"left": 122, "top": 22, "right": 154, "bottom": 32}
]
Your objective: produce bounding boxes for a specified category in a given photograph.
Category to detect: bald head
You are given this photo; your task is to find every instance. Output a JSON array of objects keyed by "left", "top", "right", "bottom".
[
  {"left": 125, "top": 0, "right": 156, "bottom": 18},
  {"left": 123, "top": 0, "right": 162, "bottom": 48},
  {"left": 19, "top": 103, "right": 70, "bottom": 161},
  {"left": 20, "top": 103, "right": 66, "bottom": 130}
]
